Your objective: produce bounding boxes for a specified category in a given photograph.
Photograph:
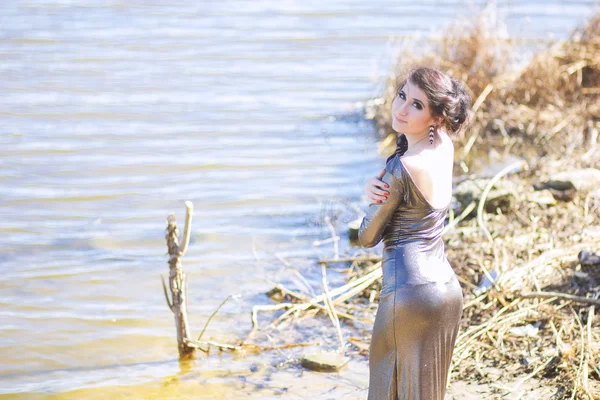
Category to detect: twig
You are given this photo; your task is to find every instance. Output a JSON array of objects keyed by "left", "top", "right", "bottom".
[
  {"left": 242, "top": 342, "right": 320, "bottom": 352},
  {"left": 477, "top": 161, "right": 524, "bottom": 244},
  {"left": 472, "top": 83, "right": 494, "bottom": 113},
  {"left": 197, "top": 294, "right": 232, "bottom": 341},
  {"left": 462, "top": 293, "right": 488, "bottom": 309},
  {"left": 260, "top": 278, "right": 374, "bottom": 326},
  {"left": 318, "top": 255, "right": 381, "bottom": 264},
  {"left": 442, "top": 201, "right": 476, "bottom": 236},
  {"left": 178, "top": 201, "right": 194, "bottom": 256},
  {"left": 535, "top": 113, "right": 577, "bottom": 144},
  {"left": 520, "top": 291, "right": 600, "bottom": 306},
  {"left": 332, "top": 270, "right": 382, "bottom": 306},
  {"left": 324, "top": 216, "right": 340, "bottom": 260},
  {"left": 251, "top": 303, "right": 294, "bottom": 330},
  {"left": 322, "top": 263, "right": 345, "bottom": 353},
  {"left": 584, "top": 305, "right": 595, "bottom": 396},
  {"left": 252, "top": 240, "right": 316, "bottom": 296},
  {"left": 513, "top": 355, "right": 557, "bottom": 393},
  {"left": 462, "top": 84, "right": 494, "bottom": 157},
  {"left": 161, "top": 274, "right": 173, "bottom": 311},
  {"left": 569, "top": 305, "right": 593, "bottom": 400},
  {"left": 273, "top": 252, "right": 316, "bottom": 297}
]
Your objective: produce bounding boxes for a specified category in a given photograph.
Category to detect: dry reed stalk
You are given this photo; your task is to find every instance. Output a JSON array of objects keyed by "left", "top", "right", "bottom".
[
  {"left": 520, "top": 292, "right": 600, "bottom": 306},
  {"left": 442, "top": 201, "right": 476, "bottom": 236},
  {"left": 569, "top": 306, "right": 593, "bottom": 400},
  {"left": 456, "top": 295, "right": 562, "bottom": 356},
  {"left": 318, "top": 255, "right": 382, "bottom": 264},
  {"left": 257, "top": 277, "right": 375, "bottom": 328},
  {"left": 251, "top": 239, "right": 316, "bottom": 296},
  {"left": 476, "top": 160, "right": 525, "bottom": 244},
  {"left": 324, "top": 215, "right": 340, "bottom": 260},
  {"left": 321, "top": 263, "right": 345, "bottom": 353}
]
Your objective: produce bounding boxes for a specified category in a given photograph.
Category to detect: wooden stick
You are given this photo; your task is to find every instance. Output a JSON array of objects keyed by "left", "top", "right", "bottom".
[
  {"left": 318, "top": 255, "right": 382, "bottom": 264},
  {"left": 178, "top": 201, "right": 194, "bottom": 255},
  {"left": 186, "top": 338, "right": 320, "bottom": 354},
  {"left": 164, "top": 202, "right": 196, "bottom": 359},
  {"left": 520, "top": 291, "right": 600, "bottom": 306}
]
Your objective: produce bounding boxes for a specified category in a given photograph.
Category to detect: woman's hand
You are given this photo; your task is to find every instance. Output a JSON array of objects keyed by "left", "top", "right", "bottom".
[{"left": 366, "top": 168, "right": 390, "bottom": 204}]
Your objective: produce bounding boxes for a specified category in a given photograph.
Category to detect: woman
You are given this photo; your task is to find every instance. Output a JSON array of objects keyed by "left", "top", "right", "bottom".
[{"left": 358, "top": 66, "right": 471, "bottom": 400}]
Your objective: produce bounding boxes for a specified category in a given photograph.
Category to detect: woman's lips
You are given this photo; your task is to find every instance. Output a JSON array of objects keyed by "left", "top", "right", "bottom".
[{"left": 394, "top": 115, "right": 407, "bottom": 123}]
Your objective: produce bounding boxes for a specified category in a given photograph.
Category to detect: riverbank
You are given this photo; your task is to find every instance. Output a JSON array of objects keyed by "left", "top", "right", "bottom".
[{"left": 252, "top": 9, "right": 600, "bottom": 400}]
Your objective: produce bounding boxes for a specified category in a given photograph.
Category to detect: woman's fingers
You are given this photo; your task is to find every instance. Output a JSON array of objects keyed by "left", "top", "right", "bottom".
[
  {"left": 368, "top": 179, "right": 389, "bottom": 195},
  {"left": 366, "top": 171, "right": 390, "bottom": 203},
  {"left": 369, "top": 190, "right": 389, "bottom": 203}
]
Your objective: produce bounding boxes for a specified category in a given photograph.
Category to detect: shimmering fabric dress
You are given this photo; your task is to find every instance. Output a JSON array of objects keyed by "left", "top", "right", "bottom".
[{"left": 358, "top": 134, "right": 463, "bottom": 400}]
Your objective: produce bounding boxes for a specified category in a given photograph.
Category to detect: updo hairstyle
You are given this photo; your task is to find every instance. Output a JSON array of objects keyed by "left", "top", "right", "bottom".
[{"left": 397, "top": 67, "right": 472, "bottom": 136}]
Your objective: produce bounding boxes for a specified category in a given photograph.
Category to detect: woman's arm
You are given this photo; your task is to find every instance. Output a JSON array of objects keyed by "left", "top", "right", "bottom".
[{"left": 358, "top": 170, "right": 403, "bottom": 248}]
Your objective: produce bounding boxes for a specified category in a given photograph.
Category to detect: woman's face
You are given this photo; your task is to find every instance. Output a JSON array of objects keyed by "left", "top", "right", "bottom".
[{"left": 391, "top": 80, "right": 436, "bottom": 136}]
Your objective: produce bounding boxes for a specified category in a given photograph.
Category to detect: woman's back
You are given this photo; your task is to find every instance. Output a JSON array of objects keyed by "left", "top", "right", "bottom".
[
  {"left": 358, "top": 133, "right": 453, "bottom": 250},
  {"left": 398, "top": 131, "right": 454, "bottom": 210}
]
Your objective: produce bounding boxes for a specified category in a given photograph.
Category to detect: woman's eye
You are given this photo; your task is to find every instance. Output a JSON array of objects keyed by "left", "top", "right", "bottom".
[{"left": 397, "top": 91, "right": 422, "bottom": 110}]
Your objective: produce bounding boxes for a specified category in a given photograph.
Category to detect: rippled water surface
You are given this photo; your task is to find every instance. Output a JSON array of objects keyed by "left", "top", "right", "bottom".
[{"left": 1, "top": 1, "right": 598, "bottom": 398}]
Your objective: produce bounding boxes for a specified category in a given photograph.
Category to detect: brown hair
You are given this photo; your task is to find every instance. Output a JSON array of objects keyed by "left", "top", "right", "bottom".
[{"left": 397, "top": 67, "right": 472, "bottom": 135}]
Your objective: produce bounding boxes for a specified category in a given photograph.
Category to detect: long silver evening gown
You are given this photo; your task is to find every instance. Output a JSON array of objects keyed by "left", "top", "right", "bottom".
[{"left": 359, "top": 134, "right": 463, "bottom": 400}]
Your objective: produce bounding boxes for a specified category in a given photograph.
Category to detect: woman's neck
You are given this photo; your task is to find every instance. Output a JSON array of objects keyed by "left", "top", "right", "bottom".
[{"left": 405, "top": 133, "right": 429, "bottom": 148}]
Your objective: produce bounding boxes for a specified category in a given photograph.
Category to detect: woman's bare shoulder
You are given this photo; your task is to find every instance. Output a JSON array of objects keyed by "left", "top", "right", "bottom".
[
  {"left": 402, "top": 138, "right": 453, "bottom": 171},
  {"left": 400, "top": 138, "right": 454, "bottom": 207}
]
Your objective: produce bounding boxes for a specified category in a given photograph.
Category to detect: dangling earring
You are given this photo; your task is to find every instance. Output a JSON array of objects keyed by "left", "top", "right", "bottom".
[{"left": 429, "top": 125, "right": 435, "bottom": 144}]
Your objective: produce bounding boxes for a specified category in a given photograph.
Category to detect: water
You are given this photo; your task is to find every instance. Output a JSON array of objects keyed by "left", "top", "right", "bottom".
[{"left": 1, "top": 1, "right": 598, "bottom": 398}]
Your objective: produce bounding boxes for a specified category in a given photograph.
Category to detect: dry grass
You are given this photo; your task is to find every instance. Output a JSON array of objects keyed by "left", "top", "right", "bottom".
[{"left": 367, "top": 11, "right": 600, "bottom": 167}]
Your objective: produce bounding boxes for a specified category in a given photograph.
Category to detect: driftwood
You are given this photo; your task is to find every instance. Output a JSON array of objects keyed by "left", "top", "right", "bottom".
[
  {"left": 163, "top": 201, "right": 196, "bottom": 359},
  {"left": 163, "top": 202, "right": 312, "bottom": 358}
]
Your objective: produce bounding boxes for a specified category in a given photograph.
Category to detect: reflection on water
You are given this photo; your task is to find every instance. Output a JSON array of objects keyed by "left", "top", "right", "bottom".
[{"left": 0, "top": 1, "right": 597, "bottom": 398}]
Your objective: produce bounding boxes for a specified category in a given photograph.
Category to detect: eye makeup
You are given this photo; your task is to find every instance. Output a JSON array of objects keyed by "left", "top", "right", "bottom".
[{"left": 398, "top": 90, "right": 424, "bottom": 110}]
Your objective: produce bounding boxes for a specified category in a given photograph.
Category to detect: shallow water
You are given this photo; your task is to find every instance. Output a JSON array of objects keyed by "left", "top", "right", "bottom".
[{"left": 1, "top": 1, "right": 598, "bottom": 398}]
